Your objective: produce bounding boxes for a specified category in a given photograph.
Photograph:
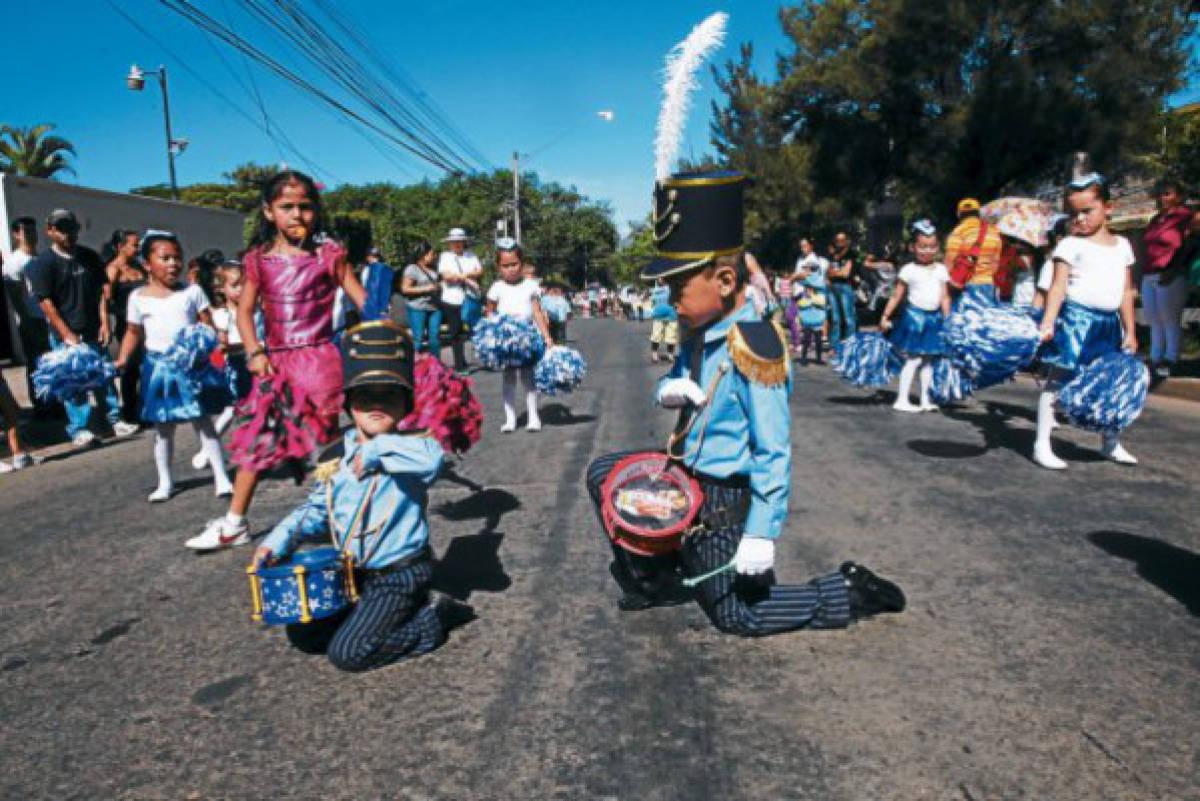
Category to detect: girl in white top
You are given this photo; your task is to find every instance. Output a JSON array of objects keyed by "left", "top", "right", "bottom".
[
  {"left": 115, "top": 232, "right": 233, "bottom": 502},
  {"left": 1034, "top": 174, "right": 1138, "bottom": 470},
  {"left": 485, "top": 241, "right": 551, "bottom": 432},
  {"left": 879, "top": 221, "right": 951, "bottom": 412}
]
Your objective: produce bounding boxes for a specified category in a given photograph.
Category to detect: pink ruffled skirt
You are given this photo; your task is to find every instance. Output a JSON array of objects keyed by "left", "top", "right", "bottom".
[{"left": 230, "top": 342, "right": 343, "bottom": 472}]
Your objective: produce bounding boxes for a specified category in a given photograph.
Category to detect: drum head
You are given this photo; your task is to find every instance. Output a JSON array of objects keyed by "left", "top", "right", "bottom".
[{"left": 600, "top": 452, "right": 702, "bottom": 556}]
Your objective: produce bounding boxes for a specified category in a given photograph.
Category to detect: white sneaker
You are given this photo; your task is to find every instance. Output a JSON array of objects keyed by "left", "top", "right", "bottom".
[
  {"left": 500, "top": 422, "right": 516, "bottom": 434},
  {"left": 526, "top": 419, "right": 542, "bottom": 432},
  {"left": 214, "top": 483, "right": 234, "bottom": 498},
  {"left": 185, "top": 517, "right": 250, "bottom": 550},
  {"left": 892, "top": 401, "right": 922, "bottom": 413},
  {"left": 1033, "top": 445, "right": 1067, "bottom": 471},
  {"left": 11, "top": 453, "right": 33, "bottom": 470},
  {"left": 148, "top": 485, "right": 174, "bottom": 503},
  {"left": 72, "top": 430, "right": 98, "bottom": 449},
  {"left": 0, "top": 462, "right": 12, "bottom": 474},
  {"left": 919, "top": 402, "right": 938, "bottom": 412},
  {"left": 1101, "top": 438, "right": 1137, "bottom": 465},
  {"left": 112, "top": 421, "right": 140, "bottom": 438},
  {"left": 192, "top": 451, "right": 209, "bottom": 470}
]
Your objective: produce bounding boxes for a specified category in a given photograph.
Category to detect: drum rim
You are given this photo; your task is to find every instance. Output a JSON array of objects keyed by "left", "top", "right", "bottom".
[
  {"left": 600, "top": 451, "right": 702, "bottom": 553},
  {"left": 254, "top": 546, "right": 344, "bottom": 578}
]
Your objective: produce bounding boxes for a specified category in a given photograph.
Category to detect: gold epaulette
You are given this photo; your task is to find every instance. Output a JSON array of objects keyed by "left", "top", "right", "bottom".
[
  {"left": 313, "top": 458, "right": 341, "bottom": 484},
  {"left": 727, "top": 321, "right": 790, "bottom": 387}
]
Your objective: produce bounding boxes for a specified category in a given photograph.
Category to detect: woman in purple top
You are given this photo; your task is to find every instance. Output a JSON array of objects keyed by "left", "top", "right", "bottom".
[{"left": 1141, "top": 178, "right": 1194, "bottom": 376}]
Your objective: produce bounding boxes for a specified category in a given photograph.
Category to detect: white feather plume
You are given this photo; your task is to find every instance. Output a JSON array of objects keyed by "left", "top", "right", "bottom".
[{"left": 654, "top": 11, "right": 729, "bottom": 183}]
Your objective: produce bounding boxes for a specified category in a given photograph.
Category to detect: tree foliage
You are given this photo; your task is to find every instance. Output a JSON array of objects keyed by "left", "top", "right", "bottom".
[
  {"left": 709, "top": 0, "right": 1195, "bottom": 265},
  {"left": 0, "top": 124, "right": 76, "bottom": 179},
  {"left": 133, "top": 165, "right": 618, "bottom": 283}
]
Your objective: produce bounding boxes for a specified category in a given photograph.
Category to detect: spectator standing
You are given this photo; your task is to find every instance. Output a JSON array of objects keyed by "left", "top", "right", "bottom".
[
  {"left": 437, "top": 228, "right": 479, "bottom": 373},
  {"left": 648, "top": 282, "right": 678, "bottom": 363},
  {"left": 1141, "top": 178, "right": 1193, "bottom": 378},
  {"left": 402, "top": 241, "right": 443, "bottom": 357},
  {"left": 360, "top": 246, "right": 396, "bottom": 322},
  {"left": 944, "top": 198, "right": 1003, "bottom": 308},
  {"left": 3, "top": 216, "right": 57, "bottom": 417},
  {"left": 102, "top": 229, "right": 146, "bottom": 425},
  {"left": 825, "top": 231, "right": 860, "bottom": 344},
  {"left": 28, "top": 209, "right": 138, "bottom": 446}
]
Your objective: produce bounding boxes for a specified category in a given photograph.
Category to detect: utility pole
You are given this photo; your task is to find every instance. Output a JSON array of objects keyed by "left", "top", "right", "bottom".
[{"left": 512, "top": 150, "right": 522, "bottom": 244}]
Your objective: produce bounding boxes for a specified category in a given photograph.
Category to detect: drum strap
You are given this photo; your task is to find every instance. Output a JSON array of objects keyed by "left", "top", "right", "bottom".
[
  {"left": 667, "top": 339, "right": 705, "bottom": 460},
  {"left": 329, "top": 475, "right": 380, "bottom": 562}
]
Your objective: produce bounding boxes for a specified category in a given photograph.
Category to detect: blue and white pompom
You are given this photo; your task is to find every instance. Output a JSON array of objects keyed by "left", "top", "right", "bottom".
[
  {"left": 832, "top": 332, "right": 901, "bottom": 388},
  {"left": 534, "top": 346, "right": 587, "bottom": 395},
  {"left": 471, "top": 314, "right": 546, "bottom": 370},
  {"left": 163, "top": 323, "right": 219, "bottom": 372},
  {"left": 928, "top": 357, "right": 974, "bottom": 406},
  {"left": 943, "top": 305, "right": 1039, "bottom": 389},
  {"left": 32, "top": 345, "right": 117, "bottom": 402},
  {"left": 1057, "top": 352, "right": 1148, "bottom": 433}
]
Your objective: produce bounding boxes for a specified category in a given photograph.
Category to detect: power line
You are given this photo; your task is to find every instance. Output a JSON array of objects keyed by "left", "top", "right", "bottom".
[
  {"left": 103, "top": 0, "right": 342, "bottom": 185},
  {"left": 157, "top": 0, "right": 465, "bottom": 173}
]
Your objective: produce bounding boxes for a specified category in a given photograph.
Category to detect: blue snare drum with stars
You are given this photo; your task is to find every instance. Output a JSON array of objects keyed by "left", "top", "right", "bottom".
[{"left": 247, "top": 547, "right": 359, "bottom": 625}]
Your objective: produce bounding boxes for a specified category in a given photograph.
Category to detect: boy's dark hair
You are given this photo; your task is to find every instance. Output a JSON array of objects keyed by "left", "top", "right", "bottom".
[
  {"left": 712, "top": 250, "right": 749, "bottom": 288},
  {"left": 248, "top": 170, "right": 326, "bottom": 251}
]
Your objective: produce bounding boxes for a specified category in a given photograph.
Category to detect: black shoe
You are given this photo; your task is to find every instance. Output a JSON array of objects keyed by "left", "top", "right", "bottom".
[
  {"left": 432, "top": 592, "right": 476, "bottom": 631},
  {"left": 840, "top": 561, "right": 905, "bottom": 618},
  {"left": 617, "top": 592, "right": 655, "bottom": 612}
]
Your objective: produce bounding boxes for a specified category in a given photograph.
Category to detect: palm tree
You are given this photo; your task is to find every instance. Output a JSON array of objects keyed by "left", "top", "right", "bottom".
[{"left": 0, "top": 124, "right": 76, "bottom": 179}]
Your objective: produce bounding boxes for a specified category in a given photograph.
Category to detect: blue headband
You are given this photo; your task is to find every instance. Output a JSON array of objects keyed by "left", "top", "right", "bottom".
[
  {"left": 1068, "top": 172, "right": 1106, "bottom": 191},
  {"left": 911, "top": 219, "right": 937, "bottom": 237},
  {"left": 139, "top": 229, "right": 180, "bottom": 259}
]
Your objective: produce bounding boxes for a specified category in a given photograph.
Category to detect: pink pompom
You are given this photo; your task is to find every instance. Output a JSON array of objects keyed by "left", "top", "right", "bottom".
[
  {"left": 230, "top": 373, "right": 322, "bottom": 471},
  {"left": 399, "top": 355, "right": 484, "bottom": 454}
]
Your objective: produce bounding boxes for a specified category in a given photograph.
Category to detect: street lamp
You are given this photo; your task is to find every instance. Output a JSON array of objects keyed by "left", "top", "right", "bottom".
[
  {"left": 511, "top": 109, "right": 614, "bottom": 243},
  {"left": 126, "top": 63, "right": 184, "bottom": 201}
]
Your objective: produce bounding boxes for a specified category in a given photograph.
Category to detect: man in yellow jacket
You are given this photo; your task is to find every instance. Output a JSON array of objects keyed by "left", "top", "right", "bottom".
[{"left": 944, "top": 197, "right": 1003, "bottom": 307}]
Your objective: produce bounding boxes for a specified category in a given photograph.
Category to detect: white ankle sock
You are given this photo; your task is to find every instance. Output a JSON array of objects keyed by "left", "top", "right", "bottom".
[
  {"left": 153, "top": 423, "right": 175, "bottom": 491},
  {"left": 894, "top": 359, "right": 919, "bottom": 407}
]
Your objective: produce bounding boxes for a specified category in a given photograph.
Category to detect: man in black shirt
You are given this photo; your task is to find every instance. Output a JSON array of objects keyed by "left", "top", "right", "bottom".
[{"left": 28, "top": 209, "right": 137, "bottom": 446}]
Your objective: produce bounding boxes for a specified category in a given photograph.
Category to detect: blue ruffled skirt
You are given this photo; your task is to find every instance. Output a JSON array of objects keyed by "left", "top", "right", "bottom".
[
  {"left": 140, "top": 352, "right": 231, "bottom": 423},
  {"left": 954, "top": 283, "right": 998, "bottom": 311},
  {"left": 888, "top": 306, "right": 945, "bottom": 356},
  {"left": 1040, "top": 301, "right": 1122, "bottom": 376}
]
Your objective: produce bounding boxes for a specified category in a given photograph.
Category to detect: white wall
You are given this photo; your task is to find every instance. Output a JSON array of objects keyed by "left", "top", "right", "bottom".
[{"left": 2, "top": 175, "right": 245, "bottom": 360}]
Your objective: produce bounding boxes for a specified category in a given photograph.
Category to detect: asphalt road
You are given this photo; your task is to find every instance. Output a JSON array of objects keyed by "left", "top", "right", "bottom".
[{"left": 0, "top": 318, "right": 1197, "bottom": 800}]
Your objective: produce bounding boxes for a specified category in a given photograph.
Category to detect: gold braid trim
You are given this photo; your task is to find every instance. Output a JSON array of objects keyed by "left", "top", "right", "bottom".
[
  {"left": 727, "top": 322, "right": 790, "bottom": 387},
  {"left": 313, "top": 458, "right": 341, "bottom": 484}
]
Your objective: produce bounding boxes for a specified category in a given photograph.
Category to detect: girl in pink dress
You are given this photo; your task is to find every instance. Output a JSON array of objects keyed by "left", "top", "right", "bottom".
[{"left": 186, "top": 171, "right": 365, "bottom": 550}]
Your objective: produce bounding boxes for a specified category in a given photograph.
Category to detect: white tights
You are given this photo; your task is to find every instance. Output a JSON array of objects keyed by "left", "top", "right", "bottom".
[
  {"left": 894, "top": 357, "right": 933, "bottom": 410},
  {"left": 154, "top": 418, "right": 233, "bottom": 496},
  {"left": 502, "top": 367, "right": 540, "bottom": 429}
]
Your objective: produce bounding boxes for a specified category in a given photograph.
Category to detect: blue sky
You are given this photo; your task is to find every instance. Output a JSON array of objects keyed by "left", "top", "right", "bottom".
[
  {"left": 1, "top": 1, "right": 789, "bottom": 232},
  {"left": 3, "top": 2, "right": 1196, "bottom": 236}
]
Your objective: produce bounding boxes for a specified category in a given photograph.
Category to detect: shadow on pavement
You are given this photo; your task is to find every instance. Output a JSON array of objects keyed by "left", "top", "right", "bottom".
[
  {"left": 433, "top": 532, "right": 512, "bottom": 601},
  {"left": 939, "top": 405, "right": 1104, "bottom": 464},
  {"left": 433, "top": 487, "right": 520, "bottom": 530},
  {"left": 540, "top": 402, "right": 596, "bottom": 426},
  {"left": 1089, "top": 531, "right": 1200, "bottom": 616},
  {"left": 907, "top": 439, "right": 988, "bottom": 459},
  {"left": 825, "top": 392, "right": 892, "bottom": 406}
]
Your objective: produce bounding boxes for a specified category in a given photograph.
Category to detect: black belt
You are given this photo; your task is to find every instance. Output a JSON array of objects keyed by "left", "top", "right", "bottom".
[
  {"left": 361, "top": 544, "right": 432, "bottom": 574},
  {"left": 692, "top": 471, "right": 750, "bottom": 490}
]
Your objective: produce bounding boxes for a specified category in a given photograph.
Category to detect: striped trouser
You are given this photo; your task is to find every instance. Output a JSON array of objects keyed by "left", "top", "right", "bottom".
[
  {"left": 587, "top": 453, "right": 852, "bottom": 637},
  {"left": 285, "top": 560, "right": 443, "bottom": 672}
]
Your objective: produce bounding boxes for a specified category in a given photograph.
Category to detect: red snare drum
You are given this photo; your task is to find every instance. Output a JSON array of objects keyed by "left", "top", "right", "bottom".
[{"left": 599, "top": 452, "right": 703, "bottom": 556}]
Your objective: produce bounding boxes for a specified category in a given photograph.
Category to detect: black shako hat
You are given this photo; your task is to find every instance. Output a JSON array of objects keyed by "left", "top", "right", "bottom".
[
  {"left": 641, "top": 170, "right": 745, "bottom": 280},
  {"left": 340, "top": 320, "right": 414, "bottom": 393}
]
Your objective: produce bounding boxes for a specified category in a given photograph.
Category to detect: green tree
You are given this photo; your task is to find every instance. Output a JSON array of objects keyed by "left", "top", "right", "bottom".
[
  {"left": 709, "top": 1, "right": 1195, "bottom": 252},
  {"left": 0, "top": 124, "right": 76, "bottom": 178},
  {"left": 609, "top": 218, "right": 657, "bottom": 286}
]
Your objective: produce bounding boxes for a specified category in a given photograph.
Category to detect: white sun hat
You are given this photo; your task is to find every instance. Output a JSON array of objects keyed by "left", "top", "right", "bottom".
[{"left": 443, "top": 227, "right": 471, "bottom": 242}]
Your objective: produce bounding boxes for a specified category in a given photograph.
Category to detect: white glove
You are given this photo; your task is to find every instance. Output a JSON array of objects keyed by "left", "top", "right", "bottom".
[
  {"left": 656, "top": 377, "right": 707, "bottom": 409},
  {"left": 733, "top": 537, "right": 775, "bottom": 575}
]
